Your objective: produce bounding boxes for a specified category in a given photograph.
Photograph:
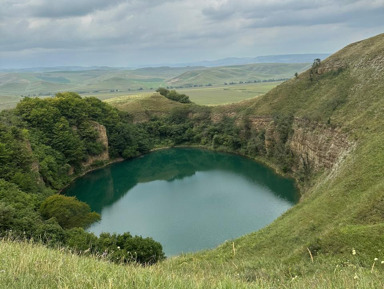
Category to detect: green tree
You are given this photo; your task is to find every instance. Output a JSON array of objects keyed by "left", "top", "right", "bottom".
[
  {"left": 40, "top": 195, "right": 100, "bottom": 229},
  {"left": 50, "top": 117, "right": 85, "bottom": 166},
  {"left": 156, "top": 87, "right": 169, "bottom": 97},
  {"left": 157, "top": 88, "right": 191, "bottom": 103}
]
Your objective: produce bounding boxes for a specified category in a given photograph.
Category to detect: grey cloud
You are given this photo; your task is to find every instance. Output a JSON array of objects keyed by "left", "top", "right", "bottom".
[
  {"left": 0, "top": 0, "right": 195, "bottom": 52},
  {"left": 1, "top": 0, "right": 178, "bottom": 19},
  {"left": 28, "top": 0, "right": 126, "bottom": 18},
  {"left": 246, "top": 1, "right": 384, "bottom": 28},
  {"left": 1, "top": 0, "right": 384, "bottom": 68},
  {"left": 202, "top": 0, "right": 384, "bottom": 28},
  {"left": 202, "top": 0, "right": 323, "bottom": 21}
]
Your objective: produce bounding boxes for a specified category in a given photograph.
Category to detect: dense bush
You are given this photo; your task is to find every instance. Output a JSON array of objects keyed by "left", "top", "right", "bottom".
[
  {"left": 39, "top": 195, "right": 100, "bottom": 229},
  {"left": 156, "top": 88, "right": 191, "bottom": 103},
  {"left": 65, "top": 229, "right": 165, "bottom": 265},
  {"left": 96, "top": 232, "right": 165, "bottom": 265}
]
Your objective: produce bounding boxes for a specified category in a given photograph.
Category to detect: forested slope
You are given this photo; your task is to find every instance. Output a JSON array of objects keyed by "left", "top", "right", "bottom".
[{"left": 0, "top": 92, "right": 164, "bottom": 265}]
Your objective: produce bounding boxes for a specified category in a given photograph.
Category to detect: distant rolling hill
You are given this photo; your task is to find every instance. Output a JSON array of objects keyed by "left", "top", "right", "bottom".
[
  {"left": 175, "top": 53, "right": 329, "bottom": 67},
  {"left": 0, "top": 67, "right": 205, "bottom": 99},
  {"left": 0, "top": 63, "right": 310, "bottom": 110},
  {"left": 167, "top": 63, "right": 310, "bottom": 87}
]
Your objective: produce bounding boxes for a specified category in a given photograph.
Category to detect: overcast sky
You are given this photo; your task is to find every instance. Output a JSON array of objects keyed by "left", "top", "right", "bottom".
[{"left": 1, "top": 0, "right": 383, "bottom": 68}]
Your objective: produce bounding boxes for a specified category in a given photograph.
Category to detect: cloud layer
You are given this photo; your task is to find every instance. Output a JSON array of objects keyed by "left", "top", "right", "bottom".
[{"left": 1, "top": 0, "right": 383, "bottom": 67}]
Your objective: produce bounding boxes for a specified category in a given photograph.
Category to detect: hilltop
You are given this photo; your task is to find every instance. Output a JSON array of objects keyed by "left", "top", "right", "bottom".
[{"left": 1, "top": 33, "right": 384, "bottom": 288}]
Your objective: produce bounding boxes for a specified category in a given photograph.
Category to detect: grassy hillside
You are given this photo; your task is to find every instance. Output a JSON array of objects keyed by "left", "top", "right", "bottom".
[
  {"left": 105, "top": 93, "right": 186, "bottom": 122},
  {"left": 167, "top": 63, "right": 309, "bottom": 87},
  {"left": 1, "top": 34, "right": 384, "bottom": 288},
  {"left": 0, "top": 69, "right": 164, "bottom": 97},
  {"left": 0, "top": 67, "right": 202, "bottom": 105}
]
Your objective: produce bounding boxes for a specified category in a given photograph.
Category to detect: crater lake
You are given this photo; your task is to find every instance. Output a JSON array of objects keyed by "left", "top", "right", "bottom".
[{"left": 64, "top": 148, "right": 298, "bottom": 256}]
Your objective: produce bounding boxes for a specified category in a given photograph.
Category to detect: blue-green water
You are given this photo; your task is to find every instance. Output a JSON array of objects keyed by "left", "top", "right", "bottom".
[{"left": 64, "top": 148, "right": 298, "bottom": 256}]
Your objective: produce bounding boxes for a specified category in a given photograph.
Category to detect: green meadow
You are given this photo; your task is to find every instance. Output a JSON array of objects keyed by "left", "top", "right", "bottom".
[{"left": 179, "top": 82, "right": 282, "bottom": 105}]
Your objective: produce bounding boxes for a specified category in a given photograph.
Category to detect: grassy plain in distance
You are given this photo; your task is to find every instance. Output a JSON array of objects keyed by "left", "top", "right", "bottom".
[
  {"left": 104, "top": 81, "right": 282, "bottom": 109},
  {"left": 179, "top": 81, "right": 281, "bottom": 106}
]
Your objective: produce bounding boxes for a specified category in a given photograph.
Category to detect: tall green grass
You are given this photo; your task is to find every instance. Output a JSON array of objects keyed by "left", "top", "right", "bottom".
[{"left": 1, "top": 239, "right": 383, "bottom": 288}]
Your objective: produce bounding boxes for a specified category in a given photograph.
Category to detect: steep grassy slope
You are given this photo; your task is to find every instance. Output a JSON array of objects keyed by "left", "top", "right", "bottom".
[{"left": 1, "top": 34, "right": 384, "bottom": 288}]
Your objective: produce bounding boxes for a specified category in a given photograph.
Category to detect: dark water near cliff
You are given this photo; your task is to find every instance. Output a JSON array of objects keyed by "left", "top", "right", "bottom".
[{"left": 64, "top": 148, "right": 298, "bottom": 256}]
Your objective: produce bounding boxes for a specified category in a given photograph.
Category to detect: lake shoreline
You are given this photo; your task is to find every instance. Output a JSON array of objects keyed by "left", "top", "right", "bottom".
[{"left": 59, "top": 144, "right": 300, "bottom": 197}]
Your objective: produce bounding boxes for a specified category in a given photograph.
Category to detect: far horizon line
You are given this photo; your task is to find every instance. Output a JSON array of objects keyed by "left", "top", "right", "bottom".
[{"left": 0, "top": 53, "right": 330, "bottom": 71}]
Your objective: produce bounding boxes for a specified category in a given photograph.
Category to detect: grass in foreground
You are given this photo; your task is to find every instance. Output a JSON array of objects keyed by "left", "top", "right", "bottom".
[{"left": 1, "top": 240, "right": 384, "bottom": 289}]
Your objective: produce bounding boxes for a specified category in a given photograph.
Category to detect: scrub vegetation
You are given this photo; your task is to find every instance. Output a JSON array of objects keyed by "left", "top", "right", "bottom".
[{"left": 1, "top": 33, "right": 384, "bottom": 288}]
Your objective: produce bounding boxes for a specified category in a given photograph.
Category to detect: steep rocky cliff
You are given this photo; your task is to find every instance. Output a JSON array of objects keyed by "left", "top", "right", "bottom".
[
  {"left": 288, "top": 119, "right": 354, "bottom": 172},
  {"left": 246, "top": 115, "right": 354, "bottom": 177},
  {"left": 81, "top": 121, "right": 110, "bottom": 168}
]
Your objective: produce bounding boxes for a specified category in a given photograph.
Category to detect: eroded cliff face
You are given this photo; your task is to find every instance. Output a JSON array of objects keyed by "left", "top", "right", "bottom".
[
  {"left": 289, "top": 119, "right": 354, "bottom": 172},
  {"left": 247, "top": 116, "right": 354, "bottom": 174},
  {"left": 82, "top": 121, "right": 110, "bottom": 168}
]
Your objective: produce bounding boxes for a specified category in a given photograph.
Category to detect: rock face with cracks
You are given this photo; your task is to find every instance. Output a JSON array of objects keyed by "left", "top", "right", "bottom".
[
  {"left": 289, "top": 118, "right": 354, "bottom": 172},
  {"left": 247, "top": 116, "right": 354, "bottom": 173},
  {"left": 82, "top": 121, "right": 110, "bottom": 168}
]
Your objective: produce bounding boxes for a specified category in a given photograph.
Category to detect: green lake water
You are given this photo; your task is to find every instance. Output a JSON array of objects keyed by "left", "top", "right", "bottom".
[{"left": 64, "top": 148, "right": 298, "bottom": 256}]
